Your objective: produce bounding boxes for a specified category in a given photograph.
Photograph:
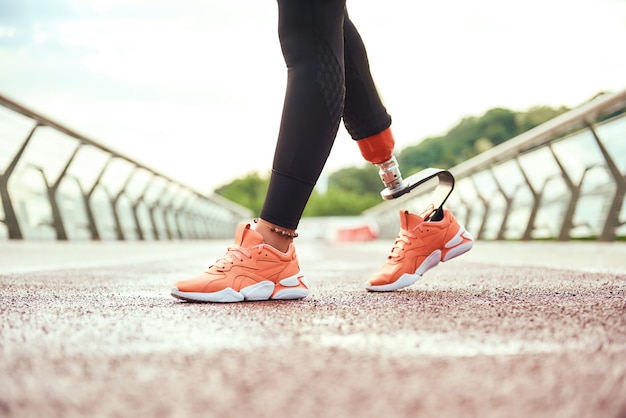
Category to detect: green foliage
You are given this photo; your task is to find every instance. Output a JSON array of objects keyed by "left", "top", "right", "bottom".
[
  {"left": 214, "top": 103, "right": 571, "bottom": 216},
  {"left": 303, "top": 188, "right": 381, "bottom": 217},
  {"left": 398, "top": 135, "right": 453, "bottom": 174},
  {"left": 479, "top": 108, "right": 518, "bottom": 145},
  {"left": 516, "top": 105, "right": 569, "bottom": 133},
  {"left": 398, "top": 105, "right": 568, "bottom": 174},
  {"left": 328, "top": 165, "right": 381, "bottom": 196},
  {"left": 474, "top": 137, "right": 494, "bottom": 154},
  {"left": 214, "top": 171, "right": 269, "bottom": 217}
]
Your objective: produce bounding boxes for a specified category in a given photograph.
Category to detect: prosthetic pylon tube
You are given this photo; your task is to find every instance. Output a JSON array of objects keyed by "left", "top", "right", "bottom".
[
  {"left": 356, "top": 128, "right": 455, "bottom": 210},
  {"left": 376, "top": 155, "right": 403, "bottom": 192},
  {"left": 356, "top": 128, "right": 405, "bottom": 192}
]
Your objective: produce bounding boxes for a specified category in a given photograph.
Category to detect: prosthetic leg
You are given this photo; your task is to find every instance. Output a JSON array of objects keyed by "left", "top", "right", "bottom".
[{"left": 357, "top": 128, "right": 455, "bottom": 215}]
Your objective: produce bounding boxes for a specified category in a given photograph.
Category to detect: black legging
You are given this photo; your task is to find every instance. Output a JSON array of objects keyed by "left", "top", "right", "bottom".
[{"left": 260, "top": 0, "right": 392, "bottom": 229}]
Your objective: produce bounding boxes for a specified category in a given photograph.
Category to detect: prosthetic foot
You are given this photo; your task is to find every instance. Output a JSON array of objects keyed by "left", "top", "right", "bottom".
[{"left": 357, "top": 128, "right": 455, "bottom": 211}]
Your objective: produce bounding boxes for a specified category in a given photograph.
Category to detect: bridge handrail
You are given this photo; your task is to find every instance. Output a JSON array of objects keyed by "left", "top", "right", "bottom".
[
  {"left": 0, "top": 93, "right": 252, "bottom": 240},
  {"left": 365, "top": 88, "right": 626, "bottom": 242}
]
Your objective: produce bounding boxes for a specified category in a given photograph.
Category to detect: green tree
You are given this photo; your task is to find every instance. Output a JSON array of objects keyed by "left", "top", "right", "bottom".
[
  {"left": 516, "top": 105, "right": 569, "bottom": 132},
  {"left": 398, "top": 106, "right": 559, "bottom": 174},
  {"left": 215, "top": 171, "right": 269, "bottom": 216},
  {"left": 328, "top": 165, "right": 381, "bottom": 196},
  {"left": 398, "top": 136, "right": 452, "bottom": 174},
  {"left": 478, "top": 108, "right": 518, "bottom": 146},
  {"left": 303, "top": 188, "right": 381, "bottom": 217}
]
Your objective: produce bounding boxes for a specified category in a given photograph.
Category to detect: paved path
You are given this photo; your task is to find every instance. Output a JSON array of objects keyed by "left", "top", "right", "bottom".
[{"left": 1, "top": 240, "right": 625, "bottom": 417}]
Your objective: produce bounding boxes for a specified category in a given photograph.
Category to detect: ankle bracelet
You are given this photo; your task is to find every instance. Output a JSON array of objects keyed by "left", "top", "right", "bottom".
[{"left": 254, "top": 219, "right": 299, "bottom": 238}]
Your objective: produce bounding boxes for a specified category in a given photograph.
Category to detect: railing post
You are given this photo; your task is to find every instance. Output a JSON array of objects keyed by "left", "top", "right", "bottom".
[
  {"left": 147, "top": 179, "right": 168, "bottom": 240},
  {"left": 455, "top": 194, "right": 473, "bottom": 233},
  {"left": 30, "top": 166, "right": 63, "bottom": 240},
  {"left": 84, "top": 157, "right": 114, "bottom": 240},
  {"left": 547, "top": 144, "right": 580, "bottom": 241},
  {"left": 110, "top": 166, "right": 140, "bottom": 241},
  {"left": 160, "top": 186, "right": 178, "bottom": 240},
  {"left": 585, "top": 121, "right": 626, "bottom": 241},
  {"left": 468, "top": 176, "right": 490, "bottom": 240},
  {"left": 37, "top": 144, "right": 83, "bottom": 240},
  {"left": 515, "top": 158, "right": 541, "bottom": 241},
  {"left": 489, "top": 168, "right": 516, "bottom": 241},
  {"left": 174, "top": 196, "right": 192, "bottom": 239},
  {"left": 131, "top": 174, "right": 156, "bottom": 241},
  {"left": 104, "top": 185, "right": 123, "bottom": 241},
  {"left": 0, "top": 124, "right": 40, "bottom": 239}
]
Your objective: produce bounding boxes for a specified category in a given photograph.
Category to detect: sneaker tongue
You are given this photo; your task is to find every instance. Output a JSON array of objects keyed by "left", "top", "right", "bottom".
[
  {"left": 418, "top": 204, "right": 437, "bottom": 221},
  {"left": 233, "top": 223, "right": 264, "bottom": 247},
  {"left": 399, "top": 209, "right": 424, "bottom": 230}
]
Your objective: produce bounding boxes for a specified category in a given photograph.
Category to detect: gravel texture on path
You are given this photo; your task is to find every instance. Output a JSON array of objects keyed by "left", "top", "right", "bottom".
[{"left": 1, "top": 240, "right": 625, "bottom": 418}]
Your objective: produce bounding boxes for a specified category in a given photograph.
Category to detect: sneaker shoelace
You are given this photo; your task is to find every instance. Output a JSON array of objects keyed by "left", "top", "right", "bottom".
[
  {"left": 388, "top": 207, "right": 437, "bottom": 260},
  {"left": 212, "top": 245, "right": 262, "bottom": 271},
  {"left": 388, "top": 225, "right": 425, "bottom": 260}
]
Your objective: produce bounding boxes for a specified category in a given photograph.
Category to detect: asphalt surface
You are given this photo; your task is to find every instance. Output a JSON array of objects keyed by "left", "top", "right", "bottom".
[{"left": 1, "top": 239, "right": 625, "bottom": 418}]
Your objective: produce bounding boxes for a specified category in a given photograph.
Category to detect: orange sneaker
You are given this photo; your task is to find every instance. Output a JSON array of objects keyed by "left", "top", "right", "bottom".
[
  {"left": 171, "top": 223, "right": 309, "bottom": 302},
  {"left": 366, "top": 208, "right": 474, "bottom": 292}
]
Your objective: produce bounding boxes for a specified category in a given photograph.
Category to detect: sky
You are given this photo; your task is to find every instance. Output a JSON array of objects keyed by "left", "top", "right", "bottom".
[{"left": 1, "top": 0, "right": 625, "bottom": 193}]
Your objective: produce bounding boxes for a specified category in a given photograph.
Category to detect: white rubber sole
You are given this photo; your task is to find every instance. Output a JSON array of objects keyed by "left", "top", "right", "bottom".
[
  {"left": 171, "top": 272, "right": 309, "bottom": 303},
  {"left": 366, "top": 228, "right": 474, "bottom": 292}
]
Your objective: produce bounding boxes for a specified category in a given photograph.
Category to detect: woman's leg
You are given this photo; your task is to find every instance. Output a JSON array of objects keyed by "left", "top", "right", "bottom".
[
  {"left": 259, "top": 0, "right": 347, "bottom": 234},
  {"left": 342, "top": 12, "right": 392, "bottom": 141},
  {"left": 343, "top": 12, "right": 399, "bottom": 192}
]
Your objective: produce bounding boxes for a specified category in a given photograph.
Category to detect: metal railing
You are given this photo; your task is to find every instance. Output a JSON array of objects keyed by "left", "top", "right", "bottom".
[
  {"left": 365, "top": 89, "right": 626, "bottom": 241},
  {"left": 0, "top": 93, "right": 252, "bottom": 240}
]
